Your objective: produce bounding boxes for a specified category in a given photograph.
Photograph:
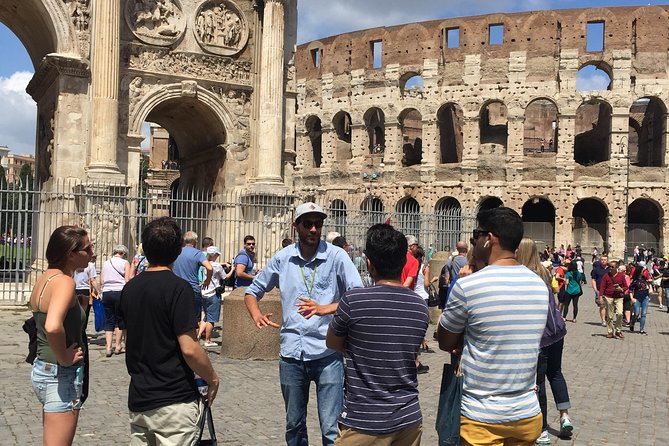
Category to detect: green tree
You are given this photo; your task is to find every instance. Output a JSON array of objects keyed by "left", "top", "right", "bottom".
[
  {"left": 0, "top": 164, "right": 6, "bottom": 188},
  {"left": 19, "top": 163, "right": 33, "bottom": 189}
]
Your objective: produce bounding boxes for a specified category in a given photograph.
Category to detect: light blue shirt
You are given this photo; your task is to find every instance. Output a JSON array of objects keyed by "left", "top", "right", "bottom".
[{"left": 246, "top": 241, "right": 363, "bottom": 361}]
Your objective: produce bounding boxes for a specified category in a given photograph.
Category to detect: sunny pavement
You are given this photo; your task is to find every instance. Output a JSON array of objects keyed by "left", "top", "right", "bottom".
[{"left": 1, "top": 283, "right": 669, "bottom": 445}]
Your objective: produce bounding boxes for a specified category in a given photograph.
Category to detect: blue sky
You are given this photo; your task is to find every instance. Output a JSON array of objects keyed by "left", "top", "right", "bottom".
[{"left": 0, "top": 0, "right": 663, "bottom": 154}]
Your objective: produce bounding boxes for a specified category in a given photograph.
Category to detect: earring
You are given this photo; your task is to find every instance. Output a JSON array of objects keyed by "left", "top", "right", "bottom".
[{"left": 484, "top": 240, "right": 490, "bottom": 248}]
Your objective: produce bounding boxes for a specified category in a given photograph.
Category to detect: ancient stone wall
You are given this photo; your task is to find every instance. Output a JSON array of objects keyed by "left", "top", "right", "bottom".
[{"left": 293, "top": 6, "right": 669, "bottom": 258}]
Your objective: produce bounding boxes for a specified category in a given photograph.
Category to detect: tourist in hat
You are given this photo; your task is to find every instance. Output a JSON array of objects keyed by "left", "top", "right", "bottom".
[{"left": 244, "top": 202, "right": 363, "bottom": 446}]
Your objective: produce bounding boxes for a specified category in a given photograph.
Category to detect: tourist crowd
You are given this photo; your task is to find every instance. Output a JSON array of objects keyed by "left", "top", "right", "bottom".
[{"left": 28, "top": 202, "right": 665, "bottom": 446}]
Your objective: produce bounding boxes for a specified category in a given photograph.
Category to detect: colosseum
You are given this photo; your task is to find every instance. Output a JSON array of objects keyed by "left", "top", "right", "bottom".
[{"left": 292, "top": 5, "right": 669, "bottom": 259}]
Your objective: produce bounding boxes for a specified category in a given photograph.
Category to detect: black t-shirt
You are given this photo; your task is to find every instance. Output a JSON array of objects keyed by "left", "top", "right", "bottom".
[{"left": 119, "top": 270, "right": 198, "bottom": 412}]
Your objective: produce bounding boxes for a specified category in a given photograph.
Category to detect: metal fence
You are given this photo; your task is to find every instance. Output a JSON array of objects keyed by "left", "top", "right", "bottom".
[{"left": 0, "top": 180, "right": 476, "bottom": 304}]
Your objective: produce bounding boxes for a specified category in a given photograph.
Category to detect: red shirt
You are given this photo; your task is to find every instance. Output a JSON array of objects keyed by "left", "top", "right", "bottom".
[{"left": 401, "top": 252, "right": 419, "bottom": 287}]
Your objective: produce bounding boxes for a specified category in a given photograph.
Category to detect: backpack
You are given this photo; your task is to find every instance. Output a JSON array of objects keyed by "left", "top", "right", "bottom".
[
  {"left": 632, "top": 278, "right": 649, "bottom": 298},
  {"left": 541, "top": 285, "right": 567, "bottom": 348}
]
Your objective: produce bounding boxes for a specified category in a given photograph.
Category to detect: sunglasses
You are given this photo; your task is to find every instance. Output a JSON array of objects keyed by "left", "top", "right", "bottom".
[
  {"left": 301, "top": 219, "right": 324, "bottom": 229},
  {"left": 246, "top": 242, "right": 256, "bottom": 246},
  {"left": 472, "top": 229, "right": 490, "bottom": 240}
]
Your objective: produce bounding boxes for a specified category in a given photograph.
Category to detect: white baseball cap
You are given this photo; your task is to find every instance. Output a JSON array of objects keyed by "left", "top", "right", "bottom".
[
  {"left": 294, "top": 202, "right": 327, "bottom": 223},
  {"left": 206, "top": 246, "right": 221, "bottom": 255}
]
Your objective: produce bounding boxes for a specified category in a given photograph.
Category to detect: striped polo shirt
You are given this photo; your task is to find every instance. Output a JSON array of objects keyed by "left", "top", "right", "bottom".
[
  {"left": 439, "top": 265, "right": 549, "bottom": 424},
  {"left": 329, "top": 285, "right": 429, "bottom": 434}
]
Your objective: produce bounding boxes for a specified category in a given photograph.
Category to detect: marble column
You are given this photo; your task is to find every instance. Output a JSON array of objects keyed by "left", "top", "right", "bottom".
[
  {"left": 88, "top": 0, "right": 122, "bottom": 180},
  {"left": 256, "top": 0, "right": 286, "bottom": 184}
]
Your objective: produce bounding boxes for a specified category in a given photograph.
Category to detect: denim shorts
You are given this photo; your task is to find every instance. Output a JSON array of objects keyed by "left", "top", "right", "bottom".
[
  {"left": 31, "top": 358, "right": 84, "bottom": 413},
  {"left": 202, "top": 294, "right": 221, "bottom": 323}
]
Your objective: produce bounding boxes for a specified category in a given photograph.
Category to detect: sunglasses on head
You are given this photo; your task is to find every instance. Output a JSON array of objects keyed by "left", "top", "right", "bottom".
[{"left": 301, "top": 219, "right": 324, "bottom": 229}]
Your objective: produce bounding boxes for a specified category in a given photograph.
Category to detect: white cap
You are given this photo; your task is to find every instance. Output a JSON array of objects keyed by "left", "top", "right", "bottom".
[
  {"left": 294, "top": 202, "right": 327, "bottom": 223},
  {"left": 206, "top": 246, "right": 221, "bottom": 255}
]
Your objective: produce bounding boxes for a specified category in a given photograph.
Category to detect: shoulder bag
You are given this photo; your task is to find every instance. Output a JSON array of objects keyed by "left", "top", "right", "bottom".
[
  {"left": 435, "top": 357, "right": 463, "bottom": 446},
  {"left": 197, "top": 403, "right": 217, "bottom": 445}
]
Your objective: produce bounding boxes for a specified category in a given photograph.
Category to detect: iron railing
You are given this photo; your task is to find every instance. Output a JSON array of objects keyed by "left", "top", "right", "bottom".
[{"left": 0, "top": 180, "right": 476, "bottom": 304}]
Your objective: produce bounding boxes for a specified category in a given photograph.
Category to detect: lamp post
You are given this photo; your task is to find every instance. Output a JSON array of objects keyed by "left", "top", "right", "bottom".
[{"left": 620, "top": 135, "right": 630, "bottom": 262}]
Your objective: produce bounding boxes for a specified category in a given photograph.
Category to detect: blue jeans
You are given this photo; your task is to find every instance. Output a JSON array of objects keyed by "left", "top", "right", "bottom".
[
  {"left": 663, "top": 288, "right": 669, "bottom": 308},
  {"left": 279, "top": 353, "right": 344, "bottom": 446},
  {"left": 536, "top": 338, "right": 571, "bottom": 431},
  {"left": 632, "top": 294, "right": 649, "bottom": 332}
]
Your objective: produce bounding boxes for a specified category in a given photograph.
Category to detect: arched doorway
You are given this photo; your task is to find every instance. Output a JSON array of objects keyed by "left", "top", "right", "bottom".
[
  {"left": 628, "top": 97, "right": 666, "bottom": 167},
  {"left": 305, "top": 115, "right": 322, "bottom": 167},
  {"left": 399, "top": 108, "right": 423, "bottom": 167},
  {"left": 572, "top": 199, "right": 608, "bottom": 253},
  {"left": 396, "top": 197, "right": 421, "bottom": 237},
  {"left": 330, "top": 199, "right": 347, "bottom": 236},
  {"left": 478, "top": 196, "right": 503, "bottom": 211},
  {"left": 436, "top": 197, "right": 461, "bottom": 251},
  {"left": 332, "top": 111, "right": 352, "bottom": 161},
  {"left": 574, "top": 99, "right": 612, "bottom": 165},
  {"left": 437, "top": 103, "right": 464, "bottom": 163},
  {"left": 627, "top": 198, "right": 663, "bottom": 255},
  {"left": 364, "top": 107, "right": 385, "bottom": 154},
  {"left": 521, "top": 198, "right": 556, "bottom": 247},
  {"left": 524, "top": 99, "right": 558, "bottom": 154},
  {"left": 480, "top": 101, "right": 508, "bottom": 147}
]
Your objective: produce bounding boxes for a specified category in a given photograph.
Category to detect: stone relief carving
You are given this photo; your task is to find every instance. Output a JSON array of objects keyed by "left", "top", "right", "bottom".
[
  {"left": 127, "top": 76, "right": 149, "bottom": 115},
  {"left": 63, "top": 0, "right": 90, "bottom": 31},
  {"left": 37, "top": 108, "right": 55, "bottom": 184},
  {"left": 125, "top": 0, "right": 186, "bottom": 46},
  {"left": 194, "top": 0, "right": 249, "bottom": 56},
  {"left": 210, "top": 86, "right": 251, "bottom": 138},
  {"left": 124, "top": 45, "right": 252, "bottom": 84}
]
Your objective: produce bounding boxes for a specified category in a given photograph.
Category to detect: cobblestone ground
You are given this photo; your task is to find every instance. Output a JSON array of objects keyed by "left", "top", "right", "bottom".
[{"left": 2, "top": 284, "right": 669, "bottom": 445}]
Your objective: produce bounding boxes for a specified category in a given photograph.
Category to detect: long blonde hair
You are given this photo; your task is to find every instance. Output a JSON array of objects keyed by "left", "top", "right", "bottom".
[{"left": 516, "top": 238, "right": 551, "bottom": 286}]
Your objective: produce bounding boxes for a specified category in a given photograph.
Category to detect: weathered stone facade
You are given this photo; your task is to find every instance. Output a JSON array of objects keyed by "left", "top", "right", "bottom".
[{"left": 294, "top": 6, "right": 669, "bottom": 257}]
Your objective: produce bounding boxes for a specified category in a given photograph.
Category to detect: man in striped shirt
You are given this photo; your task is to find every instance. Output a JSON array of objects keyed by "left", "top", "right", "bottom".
[
  {"left": 327, "top": 224, "right": 429, "bottom": 445},
  {"left": 438, "top": 207, "right": 549, "bottom": 446}
]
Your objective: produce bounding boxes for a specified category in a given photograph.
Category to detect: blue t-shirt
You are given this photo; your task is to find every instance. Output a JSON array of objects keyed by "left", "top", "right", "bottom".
[
  {"left": 172, "top": 245, "right": 206, "bottom": 295},
  {"left": 234, "top": 249, "right": 255, "bottom": 288},
  {"left": 330, "top": 285, "right": 429, "bottom": 434}
]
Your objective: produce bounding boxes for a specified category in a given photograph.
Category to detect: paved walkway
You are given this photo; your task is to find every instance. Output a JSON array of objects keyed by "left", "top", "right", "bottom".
[{"left": 2, "top": 284, "right": 669, "bottom": 445}]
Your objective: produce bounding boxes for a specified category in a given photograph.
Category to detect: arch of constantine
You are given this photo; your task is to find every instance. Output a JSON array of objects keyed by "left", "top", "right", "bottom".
[{"left": 294, "top": 6, "right": 669, "bottom": 257}]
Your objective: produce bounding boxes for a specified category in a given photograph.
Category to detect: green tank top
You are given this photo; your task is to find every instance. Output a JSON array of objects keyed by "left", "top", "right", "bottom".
[{"left": 32, "top": 273, "right": 86, "bottom": 365}]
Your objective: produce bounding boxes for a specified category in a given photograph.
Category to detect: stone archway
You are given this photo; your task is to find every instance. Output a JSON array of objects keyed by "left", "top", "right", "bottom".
[
  {"left": 521, "top": 197, "right": 556, "bottom": 247},
  {"left": 128, "top": 83, "right": 243, "bottom": 193},
  {"left": 572, "top": 198, "right": 608, "bottom": 253},
  {"left": 627, "top": 198, "right": 663, "bottom": 255}
]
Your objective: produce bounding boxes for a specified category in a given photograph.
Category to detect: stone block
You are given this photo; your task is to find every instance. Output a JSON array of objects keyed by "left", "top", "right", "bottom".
[{"left": 221, "top": 287, "right": 283, "bottom": 360}]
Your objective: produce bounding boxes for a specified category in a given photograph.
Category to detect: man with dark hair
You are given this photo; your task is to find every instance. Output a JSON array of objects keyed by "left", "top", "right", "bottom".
[
  {"left": 244, "top": 202, "right": 362, "bottom": 446},
  {"left": 120, "top": 217, "right": 219, "bottom": 445},
  {"left": 234, "top": 235, "right": 257, "bottom": 288},
  {"left": 201, "top": 237, "right": 214, "bottom": 251},
  {"left": 438, "top": 207, "right": 549, "bottom": 445},
  {"left": 332, "top": 235, "right": 348, "bottom": 250},
  {"left": 327, "top": 224, "right": 429, "bottom": 445}
]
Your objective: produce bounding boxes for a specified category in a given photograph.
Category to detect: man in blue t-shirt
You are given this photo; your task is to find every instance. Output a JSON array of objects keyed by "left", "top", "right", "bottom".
[
  {"left": 327, "top": 224, "right": 429, "bottom": 445},
  {"left": 172, "top": 230, "right": 213, "bottom": 323},
  {"left": 234, "top": 235, "right": 257, "bottom": 288}
]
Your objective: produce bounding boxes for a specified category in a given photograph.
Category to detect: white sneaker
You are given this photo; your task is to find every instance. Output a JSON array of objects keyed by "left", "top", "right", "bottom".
[
  {"left": 536, "top": 430, "right": 551, "bottom": 445},
  {"left": 203, "top": 341, "right": 218, "bottom": 347},
  {"left": 559, "top": 415, "right": 573, "bottom": 437}
]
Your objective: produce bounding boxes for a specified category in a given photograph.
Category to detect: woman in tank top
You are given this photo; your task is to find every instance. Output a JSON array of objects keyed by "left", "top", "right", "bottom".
[
  {"left": 29, "top": 226, "right": 93, "bottom": 445},
  {"left": 100, "top": 245, "right": 131, "bottom": 356}
]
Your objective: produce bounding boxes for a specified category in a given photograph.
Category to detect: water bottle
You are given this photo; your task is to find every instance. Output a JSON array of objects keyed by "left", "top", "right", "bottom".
[{"left": 195, "top": 377, "right": 208, "bottom": 396}]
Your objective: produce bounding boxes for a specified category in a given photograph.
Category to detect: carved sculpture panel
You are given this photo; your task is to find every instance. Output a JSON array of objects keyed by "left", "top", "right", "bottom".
[
  {"left": 124, "top": 44, "right": 252, "bottom": 84},
  {"left": 125, "top": 0, "right": 186, "bottom": 46},
  {"left": 37, "top": 107, "right": 55, "bottom": 184},
  {"left": 194, "top": 0, "right": 249, "bottom": 56}
]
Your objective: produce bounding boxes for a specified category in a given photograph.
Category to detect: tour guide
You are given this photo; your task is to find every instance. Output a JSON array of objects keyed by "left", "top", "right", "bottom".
[{"left": 244, "top": 202, "right": 363, "bottom": 446}]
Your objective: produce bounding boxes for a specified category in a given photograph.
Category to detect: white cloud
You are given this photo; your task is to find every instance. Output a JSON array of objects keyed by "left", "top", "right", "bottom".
[
  {"left": 0, "top": 71, "right": 36, "bottom": 155},
  {"left": 576, "top": 66, "right": 611, "bottom": 91}
]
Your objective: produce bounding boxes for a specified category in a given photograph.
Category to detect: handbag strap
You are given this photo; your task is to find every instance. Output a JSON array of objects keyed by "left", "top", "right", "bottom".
[{"left": 197, "top": 402, "right": 217, "bottom": 444}]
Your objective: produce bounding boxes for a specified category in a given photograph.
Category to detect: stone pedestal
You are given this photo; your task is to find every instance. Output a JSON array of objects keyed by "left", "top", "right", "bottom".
[{"left": 221, "top": 287, "right": 283, "bottom": 360}]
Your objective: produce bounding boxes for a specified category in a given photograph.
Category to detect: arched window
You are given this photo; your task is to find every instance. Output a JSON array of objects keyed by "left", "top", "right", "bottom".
[
  {"left": 401, "top": 74, "right": 424, "bottom": 98},
  {"left": 576, "top": 63, "right": 612, "bottom": 92},
  {"left": 330, "top": 199, "right": 347, "bottom": 236},
  {"left": 364, "top": 107, "right": 385, "bottom": 154},
  {"left": 305, "top": 116, "right": 322, "bottom": 167},
  {"left": 480, "top": 101, "right": 508, "bottom": 147},
  {"left": 478, "top": 196, "right": 503, "bottom": 211},
  {"left": 437, "top": 103, "right": 464, "bottom": 163},
  {"left": 629, "top": 97, "right": 666, "bottom": 167},
  {"left": 524, "top": 99, "right": 558, "bottom": 154},
  {"left": 332, "top": 111, "right": 352, "bottom": 161},
  {"left": 396, "top": 197, "right": 421, "bottom": 236},
  {"left": 361, "top": 196, "right": 385, "bottom": 226},
  {"left": 399, "top": 109, "right": 423, "bottom": 167},
  {"left": 435, "top": 197, "right": 461, "bottom": 251},
  {"left": 572, "top": 199, "right": 608, "bottom": 253},
  {"left": 521, "top": 198, "right": 556, "bottom": 247},
  {"left": 574, "top": 99, "right": 611, "bottom": 165},
  {"left": 627, "top": 199, "right": 663, "bottom": 255}
]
